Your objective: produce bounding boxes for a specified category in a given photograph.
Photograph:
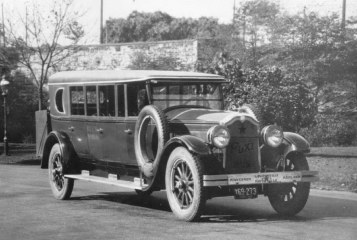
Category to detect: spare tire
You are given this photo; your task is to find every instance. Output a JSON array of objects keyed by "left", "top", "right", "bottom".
[{"left": 134, "top": 105, "right": 169, "bottom": 178}]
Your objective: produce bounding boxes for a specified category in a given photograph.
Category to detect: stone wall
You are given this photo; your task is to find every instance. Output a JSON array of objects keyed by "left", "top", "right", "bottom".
[{"left": 56, "top": 39, "right": 199, "bottom": 72}]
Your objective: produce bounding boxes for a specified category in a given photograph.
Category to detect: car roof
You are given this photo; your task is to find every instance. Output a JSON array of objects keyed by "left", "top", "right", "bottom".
[{"left": 48, "top": 70, "right": 225, "bottom": 85}]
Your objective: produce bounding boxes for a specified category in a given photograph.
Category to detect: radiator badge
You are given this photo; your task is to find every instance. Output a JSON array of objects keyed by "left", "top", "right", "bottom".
[{"left": 230, "top": 142, "right": 254, "bottom": 153}]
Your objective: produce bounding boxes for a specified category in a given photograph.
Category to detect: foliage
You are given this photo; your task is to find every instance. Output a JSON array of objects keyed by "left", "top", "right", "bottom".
[
  {"left": 6, "top": 0, "right": 84, "bottom": 110},
  {"left": 300, "top": 114, "right": 357, "bottom": 146},
  {"left": 104, "top": 11, "right": 222, "bottom": 43},
  {"left": 0, "top": 47, "right": 19, "bottom": 73},
  {"left": 0, "top": 71, "right": 38, "bottom": 143},
  {"left": 128, "top": 51, "right": 187, "bottom": 71},
  {"left": 256, "top": 10, "right": 357, "bottom": 115},
  {"left": 234, "top": 0, "right": 280, "bottom": 66},
  {"left": 198, "top": 53, "right": 317, "bottom": 132}
]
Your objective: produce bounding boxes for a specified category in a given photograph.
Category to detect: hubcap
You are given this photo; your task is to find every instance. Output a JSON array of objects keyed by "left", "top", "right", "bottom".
[{"left": 172, "top": 160, "right": 194, "bottom": 209}]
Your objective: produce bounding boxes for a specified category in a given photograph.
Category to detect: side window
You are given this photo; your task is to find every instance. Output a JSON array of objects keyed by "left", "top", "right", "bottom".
[
  {"left": 117, "top": 85, "right": 125, "bottom": 117},
  {"left": 86, "top": 86, "right": 97, "bottom": 116},
  {"left": 70, "top": 86, "right": 84, "bottom": 115},
  {"left": 99, "top": 85, "right": 115, "bottom": 117},
  {"left": 55, "top": 88, "right": 64, "bottom": 113},
  {"left": 127, "top": 84, "right": 148, "bottom": 116}
]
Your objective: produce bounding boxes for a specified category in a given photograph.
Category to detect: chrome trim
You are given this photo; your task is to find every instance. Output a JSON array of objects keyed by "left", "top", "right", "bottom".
[
  {"left": 203, "top": 171, "right": 319, "bottom": 187},
  {"left": 220, "top": 113, "right": 259, "bottom": 133}
]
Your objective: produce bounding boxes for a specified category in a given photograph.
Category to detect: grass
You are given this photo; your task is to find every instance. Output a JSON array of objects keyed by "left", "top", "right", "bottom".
[
  {"left": 1, "top": 144, "right": 357, "bottom": 193},
  {"left": 308, "top": 147, "right": 357, "bottom": 193}
]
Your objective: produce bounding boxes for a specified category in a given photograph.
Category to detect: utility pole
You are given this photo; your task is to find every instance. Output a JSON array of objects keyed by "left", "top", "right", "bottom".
[
  {"left": 2, "top": 3, "right": 5, "bottom": 47},
  {"left": 233, "top": 0, "right": 236, "bottom": 24},
  {"left": 342, "top": 0, "right": 346, "bottom": 39},
  {"left": 25, "top": 6, "right": 28, "bottom": 44},
  {"left": 100, "top": 0, "right": 103, "bottom": 44}
]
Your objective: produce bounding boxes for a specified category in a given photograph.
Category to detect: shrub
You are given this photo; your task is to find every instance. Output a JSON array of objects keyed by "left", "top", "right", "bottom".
[
  {"left": 0, "top": 71, "right": 39, "bottom": 143},
  {"left": 299, "top": 114, "right": 357, "bottom": 146},
  {"left": 197, "top": 53, "right": 318, "bottom": 132}
]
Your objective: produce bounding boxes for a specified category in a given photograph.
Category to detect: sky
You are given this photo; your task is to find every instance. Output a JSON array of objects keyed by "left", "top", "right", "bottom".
[{"left": 1, "top": 0, "right": 357, "bottom": 44}]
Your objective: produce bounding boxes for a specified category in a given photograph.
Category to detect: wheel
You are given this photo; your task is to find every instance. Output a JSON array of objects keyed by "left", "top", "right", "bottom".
[
  {"left": 48, "top": 143, "right": 74, "bottom": 200},
  {"left": 165, "top": 147, "right": 206, "bottom": 222},
  {"left": 134, "top": 105, "right": 169, "bottom": 179},
  {"left": 267, "top": 153, "right": 310, "bottom": 216}
]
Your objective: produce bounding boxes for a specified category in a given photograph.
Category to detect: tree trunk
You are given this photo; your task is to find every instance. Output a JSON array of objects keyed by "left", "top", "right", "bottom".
[{"left": 38, "top": 87, "right": 43, "bottom": 110}]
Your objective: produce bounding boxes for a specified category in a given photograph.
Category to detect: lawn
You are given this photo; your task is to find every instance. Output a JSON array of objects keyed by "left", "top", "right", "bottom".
[
  {"left": 308, "top": 147, "right": 357, "bottom": 192},
  {"left": 1, "top": 144, "right": 357, "bottom": 193}
]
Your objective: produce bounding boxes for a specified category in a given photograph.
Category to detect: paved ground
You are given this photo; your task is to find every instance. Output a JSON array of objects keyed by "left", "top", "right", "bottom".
[{"left": 0, "top": 163, "right": 356, "bottom": 240}]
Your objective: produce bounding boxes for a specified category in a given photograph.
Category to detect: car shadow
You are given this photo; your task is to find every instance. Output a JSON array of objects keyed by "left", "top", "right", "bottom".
[
  {"left": 15, "top": 159, "right": 41, "bottom": 165},
  {"left": 70, "top": 191, "right": 172, "bottom": 212},
  {"left": 68, "top": 190, "right": 357, "bottom": 223}
]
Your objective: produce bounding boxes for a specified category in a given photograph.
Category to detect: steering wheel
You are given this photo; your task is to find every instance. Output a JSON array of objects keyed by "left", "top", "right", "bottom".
[{"left": 183, "top": 96, "right": 210, "bottom": 108}]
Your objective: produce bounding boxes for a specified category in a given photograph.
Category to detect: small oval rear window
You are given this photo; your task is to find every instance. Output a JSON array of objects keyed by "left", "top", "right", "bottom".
[{"left": 55, "top": 89, "right": 64, "bottom": 113}]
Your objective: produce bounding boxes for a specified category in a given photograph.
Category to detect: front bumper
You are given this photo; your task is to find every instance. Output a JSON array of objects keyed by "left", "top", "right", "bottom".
[{"left": 203, "top": 171, "right": 319, "bottom": 187}]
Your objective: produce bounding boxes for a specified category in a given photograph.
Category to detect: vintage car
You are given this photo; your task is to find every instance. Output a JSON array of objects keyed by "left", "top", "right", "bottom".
[{"left": 37, "top": 70, "right": 318, "bottom": 221}]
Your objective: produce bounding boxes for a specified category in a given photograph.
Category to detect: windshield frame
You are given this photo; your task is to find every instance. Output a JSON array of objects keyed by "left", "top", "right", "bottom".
[{"left": 149, "top": 81, "right": 224, "bottom": 110}]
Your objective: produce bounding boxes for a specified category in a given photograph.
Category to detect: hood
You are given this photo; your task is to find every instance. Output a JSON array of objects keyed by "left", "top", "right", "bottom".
[{"left": 165, "top": 107, "right": 258, "bottom": 125}]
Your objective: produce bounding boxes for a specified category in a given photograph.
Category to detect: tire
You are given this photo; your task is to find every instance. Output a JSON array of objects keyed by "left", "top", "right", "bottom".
[
  {"left": 267, "top": 153, "right": 310, "bottom": 216},
  {"left": 134, "top": 105, "right": 169, "bottom": 179},
  {"left": 48, "top": 143, "right": 74, "bottom": 200},
  {"left": 165, "top": 147, "right": 206, "bottom": 222}
]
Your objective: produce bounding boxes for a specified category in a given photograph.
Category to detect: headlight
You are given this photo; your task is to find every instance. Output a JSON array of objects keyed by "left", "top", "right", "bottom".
[
  {"left": 261, "top": 125, "right": 284, "bottom": 147},
  {"left": 207, "top": 125, "right": 230, "bottom": 148}
]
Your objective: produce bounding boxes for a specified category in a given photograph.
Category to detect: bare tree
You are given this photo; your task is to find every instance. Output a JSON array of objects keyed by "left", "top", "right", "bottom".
[{"left": 6, "top": 0, "right": 84, "bottom": 110}]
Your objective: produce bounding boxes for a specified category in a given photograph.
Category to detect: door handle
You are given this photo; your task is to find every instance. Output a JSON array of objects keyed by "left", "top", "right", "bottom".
[
  {"left": 68, "top": 126, "right": 74, "bottom": 132},
  {"left": 96, "top": 128, "right": 104, "bottom": 134},
  {"left": 124, "top": 129, "right": 132, "bottom": 134}
]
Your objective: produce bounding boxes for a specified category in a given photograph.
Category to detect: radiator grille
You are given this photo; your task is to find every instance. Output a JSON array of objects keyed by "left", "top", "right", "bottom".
[{"left": 224, "top": 118, "right": 260, "bottom": 174}]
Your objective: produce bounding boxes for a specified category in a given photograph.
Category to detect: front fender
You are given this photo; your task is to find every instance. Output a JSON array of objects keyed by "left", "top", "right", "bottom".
[
  {"left": 283, "top": 132, "right": 310, "bottom": 157},
  {"left": 151, "top": 135, "right": 211, "bottom": 191},
  {"left": 261, "top": 132, "right": 310, "bottom": 169},
  {"left": 41, "top": 131, "right": 76, "bottom": 172},
  {"left": 165, "top": 135, "right": 211, "bottom": 156}
]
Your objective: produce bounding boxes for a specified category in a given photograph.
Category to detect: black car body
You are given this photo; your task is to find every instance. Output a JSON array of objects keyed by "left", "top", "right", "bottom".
[{"left": 37, "top": 70, "right": 318, "bottom": 221}]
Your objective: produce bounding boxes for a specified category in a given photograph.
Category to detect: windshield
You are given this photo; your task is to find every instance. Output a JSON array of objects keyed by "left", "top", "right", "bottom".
[{"left": 151, "top": 82, "right": 223, "bottom": 110}]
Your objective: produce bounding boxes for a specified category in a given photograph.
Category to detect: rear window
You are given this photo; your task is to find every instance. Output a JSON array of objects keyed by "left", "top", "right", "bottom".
[{"left": 55, "top": 89, "right": 64, "bottom": 113}]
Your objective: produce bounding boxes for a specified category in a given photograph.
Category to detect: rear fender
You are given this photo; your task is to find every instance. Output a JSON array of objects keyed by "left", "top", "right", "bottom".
[{"left": 41, "top": 131, "right": 77, "bottom": 173}]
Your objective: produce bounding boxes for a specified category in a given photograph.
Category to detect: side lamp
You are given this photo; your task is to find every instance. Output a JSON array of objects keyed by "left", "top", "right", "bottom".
[{"left": 0, "top": 75, "right": 10, "bottom": 95}]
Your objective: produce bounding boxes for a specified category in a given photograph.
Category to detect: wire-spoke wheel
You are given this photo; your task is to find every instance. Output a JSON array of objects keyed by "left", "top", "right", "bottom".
[
  {"left": 267, "top": 153, "right": 310, "bottom": 216},
  {"left": 48, "top": 144, "right": 74, "bottom": 200},
  {"left": 165, "top": 147, "right": 206, "bottom": 221}
]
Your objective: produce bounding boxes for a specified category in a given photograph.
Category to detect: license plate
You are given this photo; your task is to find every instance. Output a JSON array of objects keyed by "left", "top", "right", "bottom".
[{"left": 233, "top": 186, "right": 258, "bottom": 199}]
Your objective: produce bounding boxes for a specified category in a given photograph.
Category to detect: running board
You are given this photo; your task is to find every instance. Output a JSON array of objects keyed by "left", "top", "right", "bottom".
[{"left": 65, "top": 171, "right": 147, "bottom": 190}]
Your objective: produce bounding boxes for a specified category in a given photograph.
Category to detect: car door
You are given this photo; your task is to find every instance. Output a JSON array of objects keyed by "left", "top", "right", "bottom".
[
  {"left": 125, "top": 83, "right": 148, "bottom": 165},
  {"left": 67, "top": 86, "right": 91, "bottom": 160},
  {"left": 85, "top": 85, "right": 107, "bottom": 175},
  {"left": 95, "top": 85, "right": 132, "bottom": 176}
]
